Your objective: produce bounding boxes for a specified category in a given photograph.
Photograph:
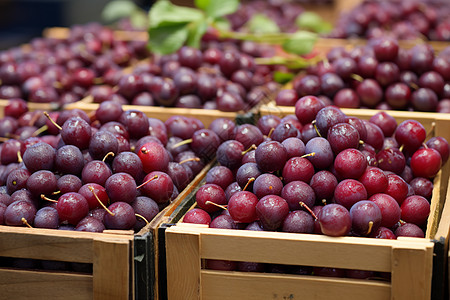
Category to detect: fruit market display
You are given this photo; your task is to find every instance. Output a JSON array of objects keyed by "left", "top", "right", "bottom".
[
  {"left": 183, "top": 100, "right": 449, "bottom": 275},
  {"left": 0, "top": 23, "right": 149, "bottom": 106},
  {"left": 93, "top": 43, "right": 280, "bottom": 111},
  {"left": 277, "top": 38, "right": 450, "bottom": 112},
  {"left": 0, "top": 0, "right": 449, "bottom": 297},
  {"left": 329, "top": 0, "right": 450, "bottom": 41},
  {"left": 0, "top": 99, "right": 221, "bottom": 233}
]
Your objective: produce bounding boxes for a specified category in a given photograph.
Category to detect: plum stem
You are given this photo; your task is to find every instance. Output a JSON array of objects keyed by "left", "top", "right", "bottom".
[
  {"left": 41, "top": 194, "right": 58, "bottom": 203},
  {"left": 179, "top": 157, "right": 201, "bottom": 164},
  {"left": 410, "top": 82, "right": 419, "bottom": 90},
  {"left": 205, "top": 201, "right": 227, "bottom": 210},
  {"left": 367, "top": 221, "right": 374, "bottom": 235},
  {"left": 135, "top": 213, "right": 149, "bottom": 225},
  {"left": 350, "top": 73, "right": 364, "bottom": 82},
  {"left": 136, "top": 175, "right": 158, "bottom": 189},
  {"left": 88, "top": 185, "right": 115, "bottom": 216},
  {"left": 242, "top": 177, "right": 255, "bottom": 191},
  {"left": 43, "top": 111, "right": 62, "bottom": 130},
  {"left": 322, "top": 199, "right": 327, "bottom": 205},
  {"left": 32, "top": 125, "right": 48, "bottom": 137},
  {"left": 0, "top": 137, "right": 10, "bottom": 142},
  {"left": 21, "top": 217, "right": 32, "bottom": 228},
  {"left": 52, "top": 190, "right": 61, "bottom": 195},
  {"left": 266, "top": 127, "right": 275, "bottom": 139},
  {"left": 426, "top": 122, "right": 436, "bottom": 139},
  {"left": 399, "top": 144, "right": 404, "bottom": 152},
  {"left": 311, "top": 120, "right": 322, "bottom": 138},
  {"left": 102, "top": 152, "right": 115, "bottom": 162},
  {"left": 301, "top": 152, "right": 315, "bottom": 158},
  {"left": 17, "top": 150, "right": 23, "bottom": 163},
  {"left": 172, "top": 138, "right": 193, "bottom": 149},
  {"left": 299, "top": 201, "right": 318, "bottom": 220},
  {"left": 241, "top": 144, "right": 257, "bottom": 155}
]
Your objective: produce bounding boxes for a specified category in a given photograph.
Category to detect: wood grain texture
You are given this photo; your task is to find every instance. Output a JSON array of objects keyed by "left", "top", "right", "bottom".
[
  {"left": 391, "top": 243, "right": 434, "bottom": 300},
  {"left": 166, "top": 230, "right": 200, "bottom": 300},
  {"left": 0, "top": 269, "right": 92, "bottom": 300},
  {"left": 64, "top": 99, "right": 240, "bottom": 128},
  {"left": 201, "top": 270, "right": 391, "bottom": 300},
  {"left": 93, "top": 238, "right": 131, "bottom": 300}
]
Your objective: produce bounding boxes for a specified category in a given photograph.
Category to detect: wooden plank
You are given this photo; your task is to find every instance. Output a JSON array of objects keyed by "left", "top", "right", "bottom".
[
  {"left": 198, "top": 228, "right": 436, "bottom": 273},
  {"left": 64, "top": 101, "right": 243, "bottom": 128},
  {"left": 42, "top": 27, "right": 148, "bottom": 42},
  {"left": 391, "top": 243, "right": 434, "bottom": 300},
  {"left": 0, "top": 228, "right": 94, "bottom": 263},
  {"left": 0, "top": 268, "right": 93, "bottom": 300},
  {"left": 201, "top": 270, "right": 391, "bottom": 300},
  {"left": 0, "top": 226, "right": 133, "bottom": 263},
  {"left": 93, "top": 238, "right": 131, "bottom": 300},
  {"left": 166, "top": 230, "right": 200, "bottom": 300},
  {"left": 0, "top": 99, "right": 59, "bottom": 119}
]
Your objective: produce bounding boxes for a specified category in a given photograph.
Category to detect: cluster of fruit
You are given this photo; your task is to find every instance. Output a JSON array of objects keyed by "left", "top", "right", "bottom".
[
  {"left": 226, "top": 0, "right": 305, "bottom": 32},
  {"left": 329, "top": 0, "right": 450, "bottom": 41},
  {"left": 183, "top": 97, "right": 449, "bottom": 275},
  {"left": 90, "top": 43, "right": 280, "bottom": 112},
  {"left": 276, "top": 38, "right": 450, "bottom": 112},
  {"left": 0, "top": 23, "right": 149, "bottom": 105},
  {"left": 0, "top": 98, "right": 220, "bottom": 233}
]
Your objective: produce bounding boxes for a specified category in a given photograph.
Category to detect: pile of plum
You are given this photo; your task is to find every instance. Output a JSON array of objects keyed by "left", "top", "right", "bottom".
[
  {"left": 276, "top": 38, "right": 450, "bottom": 113},
  {"left": 0, "top": 98, "right": 223, "bottom": 233},
  {"left": 183, "top": 95, "right": 449, "bottom": 274}
]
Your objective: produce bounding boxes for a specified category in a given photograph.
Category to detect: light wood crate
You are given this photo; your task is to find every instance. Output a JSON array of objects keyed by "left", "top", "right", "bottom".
[
  {"left": 0, "top": 100, "right": 60, "bottom": 119},
  {"left": 0, "top": 160, "right": 213, "bottom": 300},
  {"left": 63, "top": 95, "right": 265, "bottom": 127},
  {"left": 163, "top": 109, "right": 450, "bottom": 300}
]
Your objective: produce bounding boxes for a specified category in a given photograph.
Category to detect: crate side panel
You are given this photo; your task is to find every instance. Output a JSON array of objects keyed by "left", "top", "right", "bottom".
[
  {"left": 0, "top": 269, "right": 93, "bottom": 300},
  {"left": 93, "top": 238, "right": 131, "bottom": 300},
  {"left": 166, "top": 230, "right": 200, "bottom": 300},
  {"left": 391, "top": 244, "right": 434, "bottom": 300},
  {"left": 0, "top": 229, "right": 94, "bottom": 263},
  {"left": 200, "top": 270, "right": 391, "bottom": 300},
  {"left": 200, "top": 231, "right": 397, "bottom": 272}
]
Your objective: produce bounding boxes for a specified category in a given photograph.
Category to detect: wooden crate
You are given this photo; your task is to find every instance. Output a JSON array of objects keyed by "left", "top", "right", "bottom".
[
  {"left": 0, "top": 227, "right": 134, "bottom": 300},
  {"left": 63, "top": 96, "right": 265, "bottom": 127},
  {"left": 0, "top": 160, "right": 213, "bottom": 300},
  {"left": 42, "top": 27, "right": 148, "bottom": 42},
  {"left": 162, "top": 109, "right": 450, "bottom": 300},
  {"left": 0, "top": 99, "right": 60, "bottom": 119}
]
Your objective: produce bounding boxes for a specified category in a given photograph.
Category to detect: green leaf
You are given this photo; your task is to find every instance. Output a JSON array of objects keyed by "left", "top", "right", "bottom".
[
  {"left": 130, "top": 11, "right": 148, "bottom": 29},
  {"left": 273, "top": 71, "right": 294, "bottom": 84},
  {"left": 296, "top": 12, "right": 333, "bottom": 34},
  {"left": 186, "top": 20, "right": 208, "bottom": 49},
  {"left": 212, "top": 17, "right": 231, "bottom": 31},
  {"left": 194, "top": 0, "right": 239, "bottom": 18},
  {"left": 101, "top": 0, "right": 139, "bottom": 22},
  {"left": 148, "top": 23, "right": 189, "bottom": 55},
  {"left": 246, "top": 14, "right": 280, "bottom": 34},
  {"left": 282, "top": 31, "right": 317, "bottom": 55},
  {"left": 149, "top": 0, "right": 204, "bottom": 27}
]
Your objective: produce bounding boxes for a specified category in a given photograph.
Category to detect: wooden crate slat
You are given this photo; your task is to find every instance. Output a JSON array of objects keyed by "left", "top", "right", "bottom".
[
  {"left": 93, "top": 238, "right": 131, "bottom": 300},
  {"left": 0, "top": 228, "right": 94, "bottom": 263},
  {"left": 391, "top": 243, "right": 434, "bottom": 300},
  {"left": 64, "top": 101, "right": 245, "bottom": 127},
  {"left": 200, "top": 230, "right": 392, "bottom": 272},
  {"left": 0, "top": 268, "right": 93, "bottom": 300},
  {"left": 166, "top": 226, "right": 433, "bottom": 272},
  {"left": 166, "top": 230, "right": 200, "bottom": 300},
  {"left": 200, "top": 270, "right": 391, "bottom": 300}
]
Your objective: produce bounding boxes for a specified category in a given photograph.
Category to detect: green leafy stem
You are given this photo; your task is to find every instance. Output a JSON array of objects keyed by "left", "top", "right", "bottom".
[{"left": 147, "top": 0, "right": 320, "bottom": 60}]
